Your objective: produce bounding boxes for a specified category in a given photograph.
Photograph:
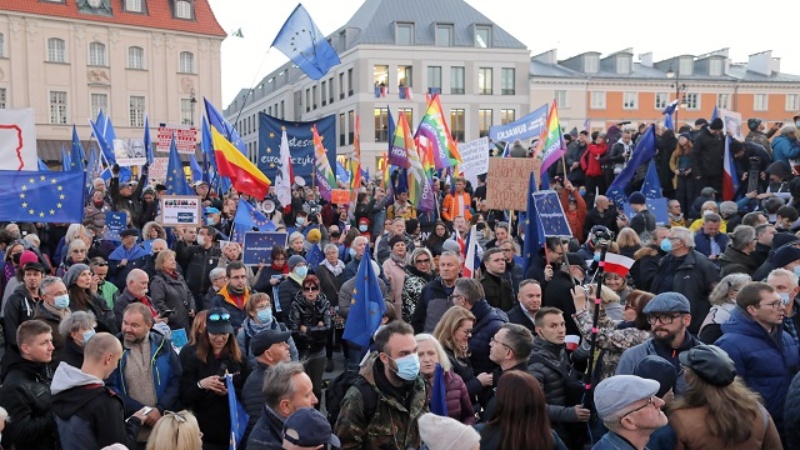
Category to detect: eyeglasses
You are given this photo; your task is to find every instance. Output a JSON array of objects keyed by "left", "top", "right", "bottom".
[
  {"left": 72, "top": 249, "right": 87, "bottom": 254},
  {"left": 647, "top": 313, "right": 683, "bottom": 325},
  {"left": 622, "top": 396, "right": 655, "bottom": 418},
  {"left": 303, "top": 286, "right": 319, "bottom": 292},
  {"left": 208, "top": 313, "right": 231, "bottom": 322},
  {"left": 757, "top": 300, "right": 783, "bottom": 309},
  {"left": 490, "top": 336, "right": 514, "bottom": 353}
]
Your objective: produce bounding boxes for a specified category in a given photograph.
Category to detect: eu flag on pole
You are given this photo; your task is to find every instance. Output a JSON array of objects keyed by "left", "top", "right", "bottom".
[
  {"left": 606, "top": 125, "right": 657, "bottom": 206},
  {"left": 271, "top": 4, "right": 341, "bottom": 80},
  {"left": 225, "top": 374, "right": 248, "bottom": 450},
  {"left": 89, "top": 118, "right": 114, "bottom": 166},
  {"left": 641, "top": 160, "right": 662, "bottom": 199},
  {"left": 165, "top": 134, "right": 192, "bottom": 196},
  {"left": 189, "top": 154, "right": 203, "bottom": 184},
  {"left": 306, "top": 243, "right": 324, "bottom": 270},
  {"left": 70, "top": 125, "right": 85, "bottom": 172},
  {"left": 61, "top": 146, "right": 71, "bottom": 172},
  {"left": 522, "top": 171, "right": 545, "bottom": 275},
  {"left": 144, "top": 115, "right": 154, "bottom": 165},
  {"left": 711, "top": 105, "right": 719, "bottom": 122},
  {"left": 231, "top": 199, "right": 276, "bottom": 243},
  {"left": 0, "top": 170, "right": 86, "bottom": 223},
  {"left": 430, "top": 363, "right": 448, "bottom": 416},
  {"left": 342, "top": 244, "right": 386, "bottom": 347}
]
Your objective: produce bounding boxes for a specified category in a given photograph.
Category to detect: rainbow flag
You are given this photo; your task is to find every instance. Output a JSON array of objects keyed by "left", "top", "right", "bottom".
[
  {"left": 312, "top": 125, "right": 337, "bottom": 202},
  {"left": 394, "top": 113, "right": 435, "bottom": 212},
  {"left": 350, "top": 116, "right": 362, "bottom": 209},
  {"left": 416, "top": 94, "right": 461, "bottom": 170},
  {"left": 536, "top": 100, "right": 568, "bottom": 174}
]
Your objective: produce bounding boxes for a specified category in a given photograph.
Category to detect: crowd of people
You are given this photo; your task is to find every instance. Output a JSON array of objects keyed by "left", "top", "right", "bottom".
[{"left": 1, "top": 114, "right": 800, "bottom": 449}]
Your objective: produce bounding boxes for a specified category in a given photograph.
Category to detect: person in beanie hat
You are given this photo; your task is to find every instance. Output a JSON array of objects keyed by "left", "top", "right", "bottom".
[
  {"left": 592, "top": 375, "right": 668, "bottom": 450},
  {"left": 745, "top": 118, "right": 780, "bottom": 156},
  {"left": 63, "top": 263, "right": 116, "bottom": 335},
  {"left": 418, "top": 413, "right": 480, "bottom": 450},
  {"left": 670, "top": 344, "right": 782, "bottom": 449},
  {"left": 3, "top": 257, "right": 46, "bottom": 350}
]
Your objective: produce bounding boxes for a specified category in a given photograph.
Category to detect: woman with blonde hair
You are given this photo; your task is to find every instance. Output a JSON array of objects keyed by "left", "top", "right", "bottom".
[
  {"left": 415, "top": 333, "right": 475, "bottom": 424},
  {"left": 616, "top": 227, "right": 641, "bottom": 259},
  {"left": 145, "top": 410, "right": 203, "bottom": 450},
  {"left": 698, "top": 273, "right": 751, "bottom": 344},
  {"left": 433, "top": 306, "right": 491, "bottom": 407}
]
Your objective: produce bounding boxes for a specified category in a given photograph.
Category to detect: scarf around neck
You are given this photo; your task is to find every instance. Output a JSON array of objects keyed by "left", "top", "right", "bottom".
[{"left": 322, "top": 259, "right": 345, "bottom": 276}]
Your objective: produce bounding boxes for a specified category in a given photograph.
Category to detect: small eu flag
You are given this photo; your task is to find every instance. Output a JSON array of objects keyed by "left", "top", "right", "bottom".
[
  {"left": 0, "top": 170, "right": 86, "bottom": 223},
  {"left": 271, "top": 4, "right": 341, "bottom": 80},
  {"left": 342, "top": 244, "right": 386, "bottom": 347}
]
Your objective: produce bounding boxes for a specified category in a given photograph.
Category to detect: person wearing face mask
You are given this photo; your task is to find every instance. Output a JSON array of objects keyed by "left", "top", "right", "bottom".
[
  {"left": 1, "top": 242, "right": 26, "bottom": 299},
  {"left": 335, "top": 321, "right": 428, "bottom": 450},
  {"left": 766, "top": 268, "right": 800, "bottom": 352},
  {"left": 33, "top": 277, "right": 71, "bottom": 368},
  {"left": 176, "top": 226, "right": 221, "bottom": 307},
  {"left": 631, "top": 226, "right": 670, "bottom": 292},
  {"left": 277, "top": 255, "right": 310, "bottom": 322},
  {"left": 236, "top": 293, "right": 298, "bottom": 367},
  {"left": 288, "top": 275, "right": 331, "bottom": 408},
  {"left": 698, "top": 273, "right": 752, "bottom": 344},
  {"left": 55, "top": 310, "right": 96, "bottom": 369}
]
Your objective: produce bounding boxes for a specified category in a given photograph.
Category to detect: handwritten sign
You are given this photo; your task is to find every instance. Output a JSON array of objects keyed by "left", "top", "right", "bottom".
[
  {"left": 160, "top": 195, "right": 202, "bottom": 227},
  {"left": 243, "top": 232, "right": 289, "bottom": 265},
  {"left": 157, "top": 123, "right": 197, "bottom": 154},
  {"left": 485, "top": 157, "right": 538, "bottom": 211},
  {"left": 331, "top": 189, "right": 350, "bottom": 205},
  {"left": 459, "top": 137, "right": 490, "bottom": 187}
]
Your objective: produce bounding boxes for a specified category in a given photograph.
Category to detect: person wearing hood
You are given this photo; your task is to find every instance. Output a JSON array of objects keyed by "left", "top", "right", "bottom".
[
  {"left": 140, "top": 221, "right": 166, "bottom": 255},
  {"left": 745, "top": 117, "right": 780, "bottom": 155},
  {"left": 771, "top": 124, "right": 800, "bottom": 167},
  {"left": 108, "top": 228, "right": 149, "bottom": 291},
  {"left": 0, "top": 320, "right": 57, "bottom": 450},
  {"left": 210, "top": 261, "right": 252, "bottom": 333},
  {"left": 51, "top": 332, "right": 146, "bottom": 450}
]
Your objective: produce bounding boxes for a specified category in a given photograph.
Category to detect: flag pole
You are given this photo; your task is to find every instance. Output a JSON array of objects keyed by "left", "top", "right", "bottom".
[{"left": 583, "top": 245, "right": 608, "bottom": 424}]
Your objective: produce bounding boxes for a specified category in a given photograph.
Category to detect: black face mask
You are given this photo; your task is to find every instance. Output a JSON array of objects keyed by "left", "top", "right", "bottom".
[{"left": 11, "top": 253, "right": 21, "bottom": 265}]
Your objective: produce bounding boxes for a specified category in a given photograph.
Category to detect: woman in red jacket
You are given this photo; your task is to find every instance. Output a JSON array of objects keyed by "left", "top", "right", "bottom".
[
  {"left": 416, "top": 333, "right": 476, "bottom": 424},
  {"left": 581, "top": 132, "right": 609, "bottom": 206}
]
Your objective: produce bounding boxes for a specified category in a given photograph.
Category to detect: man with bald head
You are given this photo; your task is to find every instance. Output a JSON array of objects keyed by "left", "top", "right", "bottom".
[
  {"left": 112, "top": 269, "right": 163, "bottom": 331},
  {"left": 583, "top": 195, "right": 619, "bottom": 236},
  {"left": 52, "top": 332, "right": 147, "bottom": 449}
]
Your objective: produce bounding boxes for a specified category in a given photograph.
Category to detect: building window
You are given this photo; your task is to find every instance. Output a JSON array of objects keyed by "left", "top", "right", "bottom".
[
  {"left": 125, "top": 0, "right": 143, "bottom": 12},
  {"left": 709, "top": 59, "right": 723, "bottom": 77},
  {"left": 321, "top": 81, "right": 327, "bottom": 106},
  {"left": 339, "top": 73, "right": 345, "bottom": 99},
  {"left": 49, "top": 91, "right": 67, "bottom": 124},
  {"left": 398, "top": 65, "right": 412, "bottom": 89},
  {"left": 684, "top": 92, "right": 700, "bottom": 110},
  {"left": 348, "top": 110, "right": 355, "bottom": 144},
  {"left": 347, "top": 68, "right": 353, "bottom": 96},
  {"left": 398, "top": 108, "right": 413, "bottom": 129},
  {"left": 478, "top": 67, "right": 492, "bottom": 95},
  {"left": 450, "top": 109, "right": 465, "bottom": 142},
  {"left": 717, "top": 93, "right": 730, "bottom": 110},
  {"left": 339, "top": 113, "right": 346, "bottom": 146},
  {"left": 328, "top": 77, "right": 334, "bottom": 104},
  {"left": 616, "top": 55, "right": 631, "bottom": 74},
  {"left": 47, "top": 38, "right": 66, "bottom": 63},
  {"left": 479, "top": 109, "right": 493, "bottom": 137},
  {"left": 501, "top": 68, "right": 514, "bottom": 95},
  {"left": 305, "top": 89, "right": 311, "bottom": 113},
  {"left": 428, "top": 66, "right": 442, "bottom": 92},
  {"left": 129, "top": 95, "right": 145, "bottom": 127},
  {"left": 375, "top": 107, "right": 389, "bottom": 142},
  {"left": 128, "top": 46, "right": 144, "bottom": 69},
  {"left": 655, "top": 92, "right": 669, "bottom": 110},
  {"left": 436, "top": 24, "right": 453, "bottom": 47},
  {"left": 0, "top": 88, "right": 7, "bottom": 109},
  {"left": 373, "top": 65, "right": 389, "bottom": 88},
  {"left": 451, "top": 66, "right": 465, "bottom": 95},
  {"left": 554, "top": 90, "right": 567, "bottom": 108},
  {"left": 179, "top": 51, "right": 195, "bottom": 73},
  {"left": 679, "top": 57, "right": 693, "bottom": 76},
  {"left": 475, "top": 26, "right": 491, "bottom": 48},
  {"left": 0, "top": 33, "right": 5, "bottom": 58},
  {"left": 175, "top": 0, "right": 192, "bottom": 19},
  {"left": 88, "top": 42, "right": 106, "bottom": 66},
  {"left": 312, "top": 85, "right": 317, "bottom": 109},
  {"left": 181, "top": 99, "right": 194, "bottom": 125},
  {"left": 623, "top": 92, "right": 638, "bottom": 110},
  {"left": 90, "top": 93, "right": 107, "bottom": 119},
  {"left": 501, "top": 109, "right": 515, "bottom": 125},
  {"left": 584, "top": 55, "right": 598, "bottom": 73},
  {"left": 754, "top": 93, "right": 768, "bottom": 111},
  {"left": 396, "top": 23, "right": 414, "bottom": 46},
  {"left": 590, "top": 91, "right": 606, "bottom": 110},
  {"left": 786, "top": 94, "right": 799, "bottom": 112}
]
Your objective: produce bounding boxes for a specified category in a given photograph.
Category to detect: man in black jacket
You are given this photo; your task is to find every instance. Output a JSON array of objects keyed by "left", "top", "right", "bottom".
[
  {"left": 3, "top": 260, "right": 45, "bottom": 350},
  {"left": 691, "top": 118, "right": 725, "bottom": 194},
  {"left": 242, "top": 329, "right": 292, "bottom": 445},
  {"left": 480, "top": 248, "right": 514, "bottom": 312},
  {"left": 176, "top": 225, "right": 221, "bottom": 304},
  {"left": 583, "top": 195, "right": 619, "bottom": 236},
  {"left": 628, "top": 192, "right": 656, "bottom": 236},
  {"left": 109, "top": 165, "right": 146, "bottom": 225},
  {"left": 0, "top": 320, "right": 57, "bottom": 450},
  {"left": 507, "top": 279, "right": 540, "bottom": 333}
]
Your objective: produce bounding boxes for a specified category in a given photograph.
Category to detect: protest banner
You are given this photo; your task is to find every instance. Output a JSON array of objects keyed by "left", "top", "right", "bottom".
[
  {"left": 489, "top": 104, "right": 548, "bottom": 143},
  {"left": 258, "top": 114, "right": 336, "bottom": 186},
  {"left": 532, "top": 191, "right": 572, "bottom": 236},
  {"left": 148, "top": 157, "right": 168, "bottom": 183},
  {"left": 157, "top": 123, "right": 197, "bottom": 154},
  {"left": 331, "top": 189, "right": 350, "bottom": 205},
  {"left": 719, "top": 109, "right": 743, "bottom": 141},
  {"left": 0, "top": 108, "right": 37, "bottom": 170},
  {"left": 114, "top": 138, "right": 147, "bottom": 167},
  {"left": 485, "top": 157, "right": 538, "bottom": 211},
  {"left": 243, "top": 231, "right": 289, "bottom": 265},
  {"left": 459, "top": 137, "right": 490, "bottom": 187},
  {"left": 159, "top": 195, "right": 202, "bottom": 227},
  {"left": 103, "top": 211, "right": 127, "bottom": 241}
]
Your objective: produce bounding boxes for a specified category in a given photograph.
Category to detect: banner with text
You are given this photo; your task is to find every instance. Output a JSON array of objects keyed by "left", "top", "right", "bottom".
[
  {"left": 459, "top": 137, "right": 490, "bottom": 187},
  {"left": 114, "top": 138, "right": 147, "bottom": 167},
  {"left": 160, "top": 195, "right": 202, "bottom": 227},
  {"left": 243, "top": 231, "right": 289, "bottom": 265},
  {"left": 258, "top": 114, "right": 336, "bottom": 186},
  {"left": 532, "top": 190, "right": 572, "bottom": 236},
  {"left": 485, "top": 157, "right": 538, "bottom": 211},
  {"left": 148, "top": 157, "right": 168, "bottom": 183},
  {"left": 157, "top": 124, "right": 197, "bottom": 154},
  {"left": 488, "top": 104, "right": 548, "bottom": 143}
]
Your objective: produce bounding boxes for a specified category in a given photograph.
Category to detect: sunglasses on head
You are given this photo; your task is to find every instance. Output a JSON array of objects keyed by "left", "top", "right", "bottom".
[
  {"left": 208, "top": 313, "right": 231, "bottom": 322},
  {"left": 303, "top": 286, "right": 319, "bottom": 292}
]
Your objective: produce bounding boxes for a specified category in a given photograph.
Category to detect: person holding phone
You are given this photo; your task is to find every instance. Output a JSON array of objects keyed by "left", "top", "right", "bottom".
[{"left": 149, "top": 250, "right": 195, "bottom": 331}]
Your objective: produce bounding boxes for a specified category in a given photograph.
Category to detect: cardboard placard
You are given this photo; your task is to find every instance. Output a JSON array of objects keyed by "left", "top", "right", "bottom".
[
  {"left": 243, "top": 231, "right": 289, "bottom": 265},
  {"left": 485, "top": 157, "right": 538, "bottom": 211},
  {"left": 331, "top": 189, "right": 350, "bottom": 205},
  {"left": 159, "top": 195, "right": 202, "bottom": 227},
  {"left": 148, "top": 157, "right": 168, "bottom": 183},
  {"left": 460, "top": 137, "right": 490, "bottom": 187}
]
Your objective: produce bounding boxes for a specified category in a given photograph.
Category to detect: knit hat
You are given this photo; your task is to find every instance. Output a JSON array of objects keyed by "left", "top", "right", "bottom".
[
  {"left": 695, "top": 118, "right": 709, "bottom": 127},
  {"left": 678, "top": 132, "right": 692, "bottom": 141},
  {"left": 747, "top": 118, "right": 762, "bottom": 132},
  {"left": 19, "top": 250, "right": 39, "bottom": 267},
  {"left": 63, "top": 263, "right": 91, "bottom": 289},
  {"left": 417, "top": 413, "right": 480, "bottom": 450},
  {"left": 307, "top": 228, "right": 321, "bottom": 244},
  {"left": 709, "top": 118, "right": 724, "bottom": 131},
  {"left": 288, "top": 255, "right": 306, "bottom": 270},
  {"left": 772, "top": 245, "right": 800, "bottom": 269},
  {"left": 628, "top": 192, "right": 646, "bottom": 205}
]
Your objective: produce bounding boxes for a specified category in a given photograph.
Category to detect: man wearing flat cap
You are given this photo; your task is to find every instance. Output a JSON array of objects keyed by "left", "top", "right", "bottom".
[
  {"left": 592, "top": 375, "right": 668, "bottom": 450},
  {"left": 616, "top": 292, "right": 703, "bottom": 395}
]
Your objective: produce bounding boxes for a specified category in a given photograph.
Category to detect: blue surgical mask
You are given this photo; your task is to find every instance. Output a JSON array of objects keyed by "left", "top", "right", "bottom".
[
  {"left": 349, "top": 248, "right": 357, "bottom": 258},
  {"left": 390, "top": 353, "right": 420, "bottom": 381},
  {"left": 54, "top": 294, "right": 70, "bottom": 310},
  {"left": 593, "top": 252, "right": 601, "bottom": 262},
  {"left": 780, "top": 292, "right": 792, "bottom": 305},
  {"left": 82, "top": 329, "right": 96, "bottom": 345},
  {"left": 205, "top": 217, "right": 216, "bottom": 226},
  {"left": 295, "top": 266, "right": 308, "bottom": 278},
  {"left": 296, "top": 217, "right": 306, "bottom": 226},
  {"left": 579, "top": 188, "right": 587, "bottom": 198},
  {"left": 359, "top": 224, "right": 368, "bottom": 232},
  {"left": 660, "top": 239, "right": 673, "bottom": 253},
  {"left": 794, "top": 266, "right": 800, "bottom": 279},
  {"left": 257, "top": 308, "right": 273, "bottom": 323}
]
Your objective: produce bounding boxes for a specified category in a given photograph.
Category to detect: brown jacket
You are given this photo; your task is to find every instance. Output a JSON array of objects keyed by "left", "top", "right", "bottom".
[{"left": 669, "top": 405, "right": 782, "bottom": 450}]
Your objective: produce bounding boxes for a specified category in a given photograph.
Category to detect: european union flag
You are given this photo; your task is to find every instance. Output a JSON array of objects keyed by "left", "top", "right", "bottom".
[
  {"left": 204, "top": 98, "right": 246, "bottom": 155},
  {"left": 343, "top": 244, "right": 386, "bottom": 347},
  {"left": 225, "top": 373, "right": 248, "bottom": 450},
  {"left": 165, "top": 134, "right": 192, "bottom": 196},
  {"left": 522, "top": 171, "right": 545, "bottom": 274},
  {"left": 641, "top": 160, "right": 662, "bottom": 199},
  {"left": 60, "top": 146, "right": 71, "bottom": 172},
  {"left": 306, "top": 243, "right": 324, "bottom": 270},
  {"left": 70, "top": 125, "right": 85, "bottom": 172},
  {"left": 89, "top": 118, "right": 114, "bottom": 166},
  {"left": 430, "top": 363, "right": 448, "bottom": 417},
  {"left": 606, "top": 125, "right": 656, "bottom": 206},
  {"left": 231, "top": 199, "right": 276, "bottom": 243},
  {"left": 0, "top": 170, "right": 86, "bottom": 223},
  {"left": 144, "top": 115, "right": 154, "bottom": 165},
  {"left": 336, "top": 160, "right": 350, "bottom": 184},
  {"left": 189, "top": 153, "right": 203, "bottom": 184},
  {"left": 271, "top": 4, "right": 341, "bottom": 80}
]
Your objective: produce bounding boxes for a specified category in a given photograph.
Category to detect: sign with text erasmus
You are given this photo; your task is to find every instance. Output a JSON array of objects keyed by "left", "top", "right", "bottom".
[
  {"left": 258, "top": 114, "right": 336, "bottom": 186},
  {"left": 489, "top": 104, "right": 548, "bottom": 143},
  {"left": 243, "top": 231, "right": 288, "bottom": 265},
  {"left": 532, "top": 191, "right": 571, "bottom": 237}
]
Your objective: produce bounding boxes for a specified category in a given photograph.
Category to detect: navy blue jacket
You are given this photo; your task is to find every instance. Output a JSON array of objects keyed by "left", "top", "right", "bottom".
[
  {"left": 411, "top": 277, "right": 455, "bottom": 334},
  {"left": 468, "top": 299, "right": 508, "bottom": 376},
  {"left": 716, "top": 308, "right": 799, "bottom": 431},
  {"left": 108, "top": 330, "right": 182, "bottom": 416},
  {"left": 693, "top": 231, "right": 729, "bottom": 258},
  {"left": 784, "top": 370, "right": 800, "bottom": 449}
]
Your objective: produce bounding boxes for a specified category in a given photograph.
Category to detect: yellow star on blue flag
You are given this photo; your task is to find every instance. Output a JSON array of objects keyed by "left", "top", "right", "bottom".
[{"left": 0, "top": 170, "right": 86, "bottom": 223}]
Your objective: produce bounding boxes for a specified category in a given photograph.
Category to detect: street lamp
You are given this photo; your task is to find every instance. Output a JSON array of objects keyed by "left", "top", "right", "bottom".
[
  {"left": 189, "top": 88, "right": 197, "bottom": 127},
  {"left": 666, "top": 65, "right": 686, "bottom": 129}
]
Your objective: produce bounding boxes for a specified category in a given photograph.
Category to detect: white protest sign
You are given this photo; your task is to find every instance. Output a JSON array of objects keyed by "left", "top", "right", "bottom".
[
  {"left": 114, "top": 138, "right": 147, "bottom": 167},
  {"left": 157, "top": 123, "right": 197, "bottom": 154},
  {"left": 719, "top": 109, "right": 743, "bottom": 141},
  {"left": 148, "top": 157, "right": 168, "bottom": 183},
  {"left": 459, "top": 137, "right": 490, "bottom": 187},
  {"left": 0, "top": 108, "right": 38, "bottom": 170}
]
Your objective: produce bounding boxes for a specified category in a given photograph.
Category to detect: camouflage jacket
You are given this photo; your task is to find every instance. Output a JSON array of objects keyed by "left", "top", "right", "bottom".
[
  {"left": 334, "top": 353, "right": 429, "bottom": 450},
  {"left": 573, "top": 309, "right": 650, "bottom": 380}
]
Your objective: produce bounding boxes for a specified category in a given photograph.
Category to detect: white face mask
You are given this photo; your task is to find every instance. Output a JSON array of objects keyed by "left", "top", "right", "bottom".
[{"left": 196, "top": 235, "right": 206, "bottom": 246}]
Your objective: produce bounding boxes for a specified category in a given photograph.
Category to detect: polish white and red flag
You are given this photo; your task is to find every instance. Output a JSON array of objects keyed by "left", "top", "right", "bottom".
[{"left": 603, "top": 253, "right": 635, "bottom": 277}]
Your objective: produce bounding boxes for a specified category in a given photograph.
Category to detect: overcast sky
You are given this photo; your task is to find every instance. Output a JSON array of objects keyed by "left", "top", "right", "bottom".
[{"left": 208, "top": 0, "right": 800, "bottom": 107}]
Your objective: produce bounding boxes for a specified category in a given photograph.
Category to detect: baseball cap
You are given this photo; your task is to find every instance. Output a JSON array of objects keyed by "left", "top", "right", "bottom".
[
  {"left": 283, "top": 408, "right": 340, "bottom": 448},
  {"left": 206, "top": 308, "right": 234, "bottom": 335},
  {"left": 251, "top": 329, "right": 291, "bottom": 356}
]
